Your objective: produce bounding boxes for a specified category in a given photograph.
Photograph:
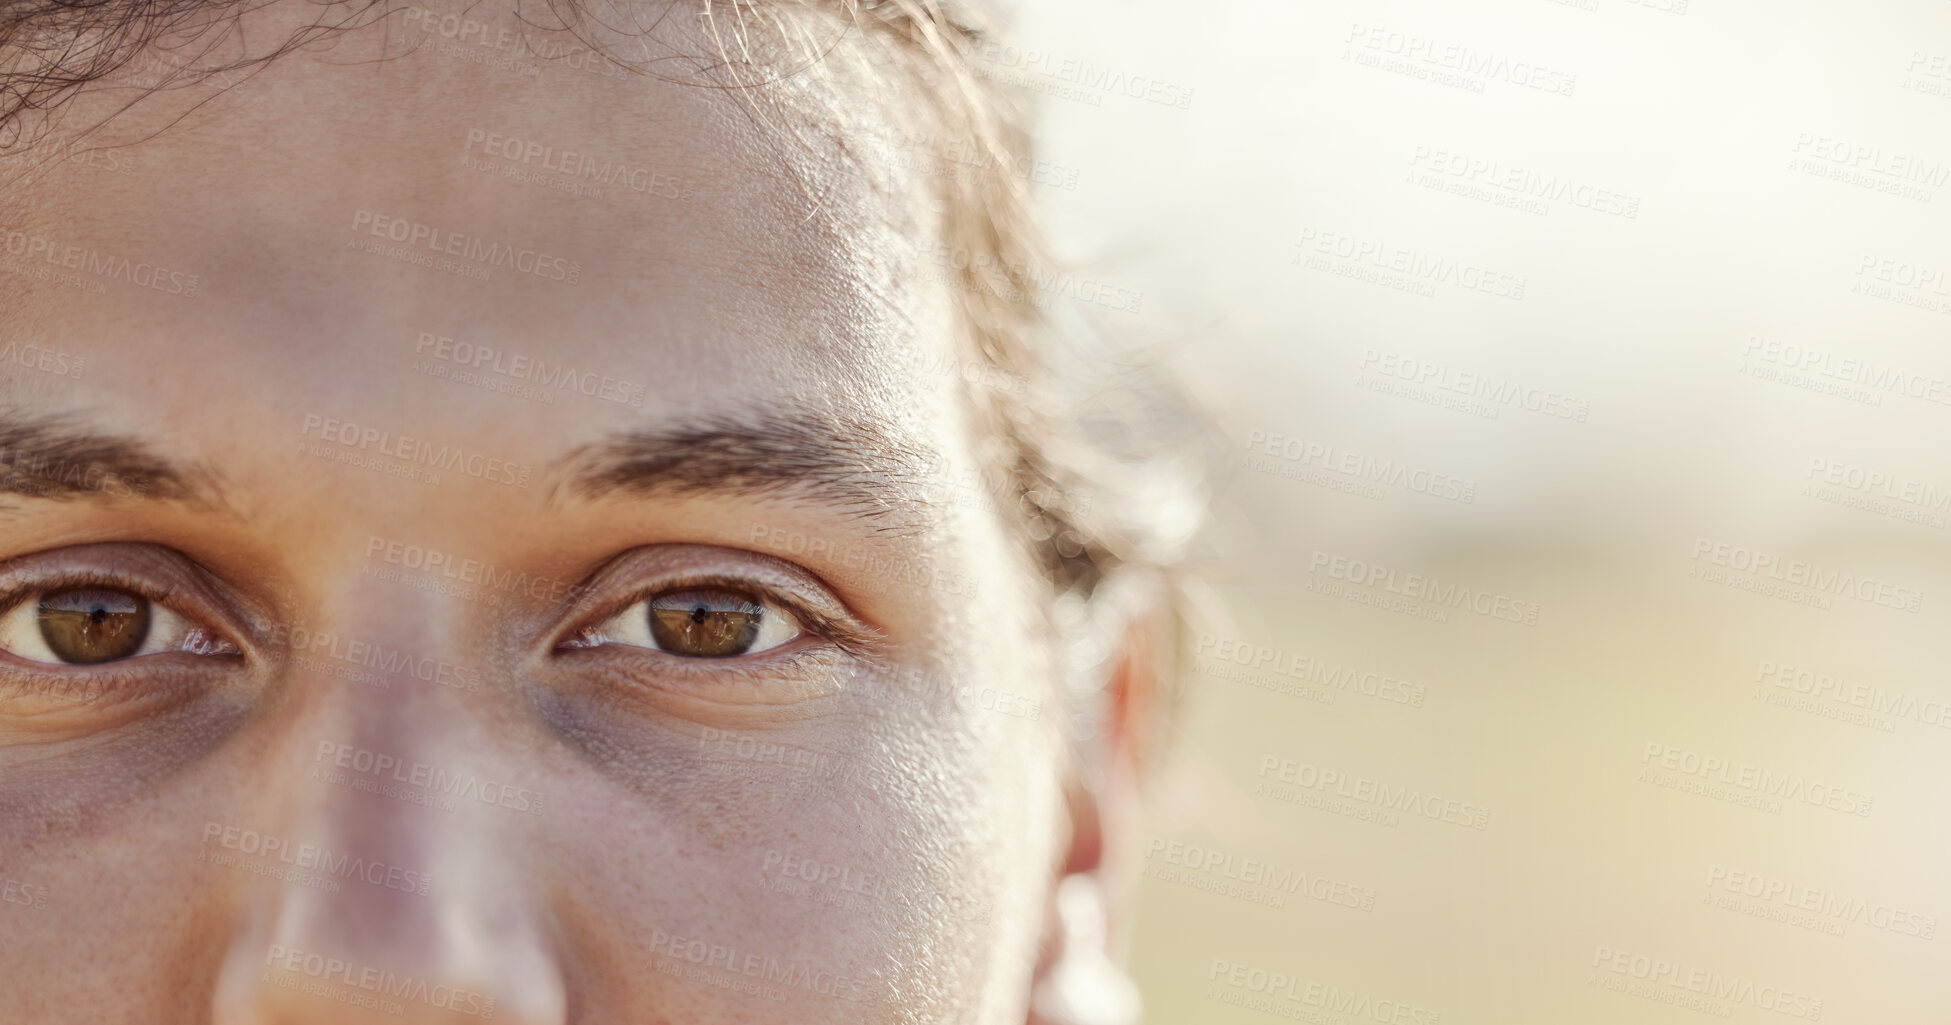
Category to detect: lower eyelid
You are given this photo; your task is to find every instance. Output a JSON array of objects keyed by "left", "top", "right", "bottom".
[
  {"left": 0, "top": 657, "right": 238, "bottom": 735},
  {"left": 568, "top": 643, "right": 853, "bottom": 712}
]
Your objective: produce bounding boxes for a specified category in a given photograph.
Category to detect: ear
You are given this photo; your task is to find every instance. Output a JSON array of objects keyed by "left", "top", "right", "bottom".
[{"left": 1027, "top": 580, "right": 1167, "bottom": 1025}]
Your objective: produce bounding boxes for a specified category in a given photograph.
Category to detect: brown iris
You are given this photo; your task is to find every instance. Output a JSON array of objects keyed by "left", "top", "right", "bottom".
[
  {"left": 647, "top": 589, "right": 765, "bottom": 657},
  {"left": 36, "top": 587, "right": 152, "bottom": 664}
]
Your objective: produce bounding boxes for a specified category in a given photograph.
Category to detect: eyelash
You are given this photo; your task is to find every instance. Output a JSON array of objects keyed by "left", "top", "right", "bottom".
[
  {"left": 0, "top": 568, "right": 240, "bottom": 673},
  {"left": 0, "top": 568, "right": 181, "bottom": 617},
  {"left": 0, "top": 559, "right": 873, "bottom": 678},
  {"left": 556, "top": 573, "right": 854, "bottom": 658}
]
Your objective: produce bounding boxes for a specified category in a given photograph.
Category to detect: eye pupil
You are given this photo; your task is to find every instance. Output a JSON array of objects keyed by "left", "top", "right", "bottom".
[
  {"left": 648, "top": 590, "right": 765, "bottom": 658},
  {"left": 36, "top": 587, "right": 152, "bottom": 664}
]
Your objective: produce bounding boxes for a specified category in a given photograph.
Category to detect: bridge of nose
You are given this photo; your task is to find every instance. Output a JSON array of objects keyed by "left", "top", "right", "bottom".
[{"left": 207, "top": 580, "right": 567, "bottom": 1025}]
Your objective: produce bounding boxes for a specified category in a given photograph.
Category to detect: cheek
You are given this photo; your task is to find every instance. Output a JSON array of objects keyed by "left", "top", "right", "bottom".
[
  {"left": 0, "top": 852, "right": 227, "bottom": 1021},
  {"left": 0, "top": 698, "right": 261, "bottom": 1016},
  {"left": 530, "top": 657, "right": 1064, "bottom": 1020}
]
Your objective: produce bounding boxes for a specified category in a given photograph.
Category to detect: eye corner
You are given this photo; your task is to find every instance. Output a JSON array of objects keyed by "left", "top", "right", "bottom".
[{"left": 0, "top": 575, "right": 246, "bottom": 668}]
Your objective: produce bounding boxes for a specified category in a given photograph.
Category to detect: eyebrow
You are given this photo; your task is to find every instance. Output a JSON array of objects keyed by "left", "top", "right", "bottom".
[
  {"left": 0, "top": 406, "right": 948, "bottom": 528},
  {"left": 548, "top": 409, "right": 945, "bottom": 533},
  {"left": 0, "top": 408, "right": 219, "bottom": 508}
]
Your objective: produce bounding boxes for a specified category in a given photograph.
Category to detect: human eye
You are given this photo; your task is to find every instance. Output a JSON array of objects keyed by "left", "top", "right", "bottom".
[
  {"left": 0, "top": 580, "right": 238, "bottom": 665},
  {"left": 559, "top": 585, "right": 804, "bottom": 659},
  {"left": 0, "top": 547, "right": 253, "bottom": 732},
  {"left": 540, "top": 544, "right": 880, "bottom": 713}
]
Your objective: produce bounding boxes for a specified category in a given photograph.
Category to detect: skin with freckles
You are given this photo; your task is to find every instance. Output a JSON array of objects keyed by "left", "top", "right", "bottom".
[{"left": 0, "top": 3, "right": 1142, "bottom": 1022}]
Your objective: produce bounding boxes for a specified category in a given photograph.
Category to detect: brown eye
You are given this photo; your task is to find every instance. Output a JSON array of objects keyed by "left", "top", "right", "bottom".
[
  {"left": 37, "top": 587, "right": 151, "bottom": 664},
  {"left": 570, "top": 586, "right": 805, "bottom": 659},
  {"left": 648, "top": 590, "right": 766, "bottom": 657}
]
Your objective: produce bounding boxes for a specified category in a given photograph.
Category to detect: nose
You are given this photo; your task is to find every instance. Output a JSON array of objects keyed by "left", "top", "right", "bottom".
[{"left": 208, "top": 610, "right": 566, "bottom": 1025}]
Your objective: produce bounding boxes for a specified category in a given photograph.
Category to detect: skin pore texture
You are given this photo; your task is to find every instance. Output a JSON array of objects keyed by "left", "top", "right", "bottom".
[{"left": 0, "top": 3, "right": 1132, "bottom": 1022}]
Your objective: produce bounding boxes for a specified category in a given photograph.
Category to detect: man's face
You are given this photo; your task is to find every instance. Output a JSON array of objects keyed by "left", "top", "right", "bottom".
[{"left": 0, "top": 6, "right": 1068, "bottom": 1022}]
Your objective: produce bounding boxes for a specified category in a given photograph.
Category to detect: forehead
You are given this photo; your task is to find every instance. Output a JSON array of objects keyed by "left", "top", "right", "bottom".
[{"left": 0, "top": 0, "right": 955, "bottom": 444}]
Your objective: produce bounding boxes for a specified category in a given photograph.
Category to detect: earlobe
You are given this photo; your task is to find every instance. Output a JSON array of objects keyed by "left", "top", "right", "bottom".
[
  {"left": 1027, "top": 874, "right": 1142, "bottom": 1025},
  {"left": 1031, "top": 579, "right": 1170, "bottom": 1025}
]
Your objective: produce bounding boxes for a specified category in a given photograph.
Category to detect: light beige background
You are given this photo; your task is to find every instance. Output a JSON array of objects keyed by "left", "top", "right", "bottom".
[{"left": 1005, "top": 0, "right": 1951, "bottom": 1021}]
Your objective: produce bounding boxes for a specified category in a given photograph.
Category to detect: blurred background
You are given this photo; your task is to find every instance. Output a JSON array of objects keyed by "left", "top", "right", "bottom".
[{"left": 998, "top": 0, "right": 1951, "bottom": 1021}]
